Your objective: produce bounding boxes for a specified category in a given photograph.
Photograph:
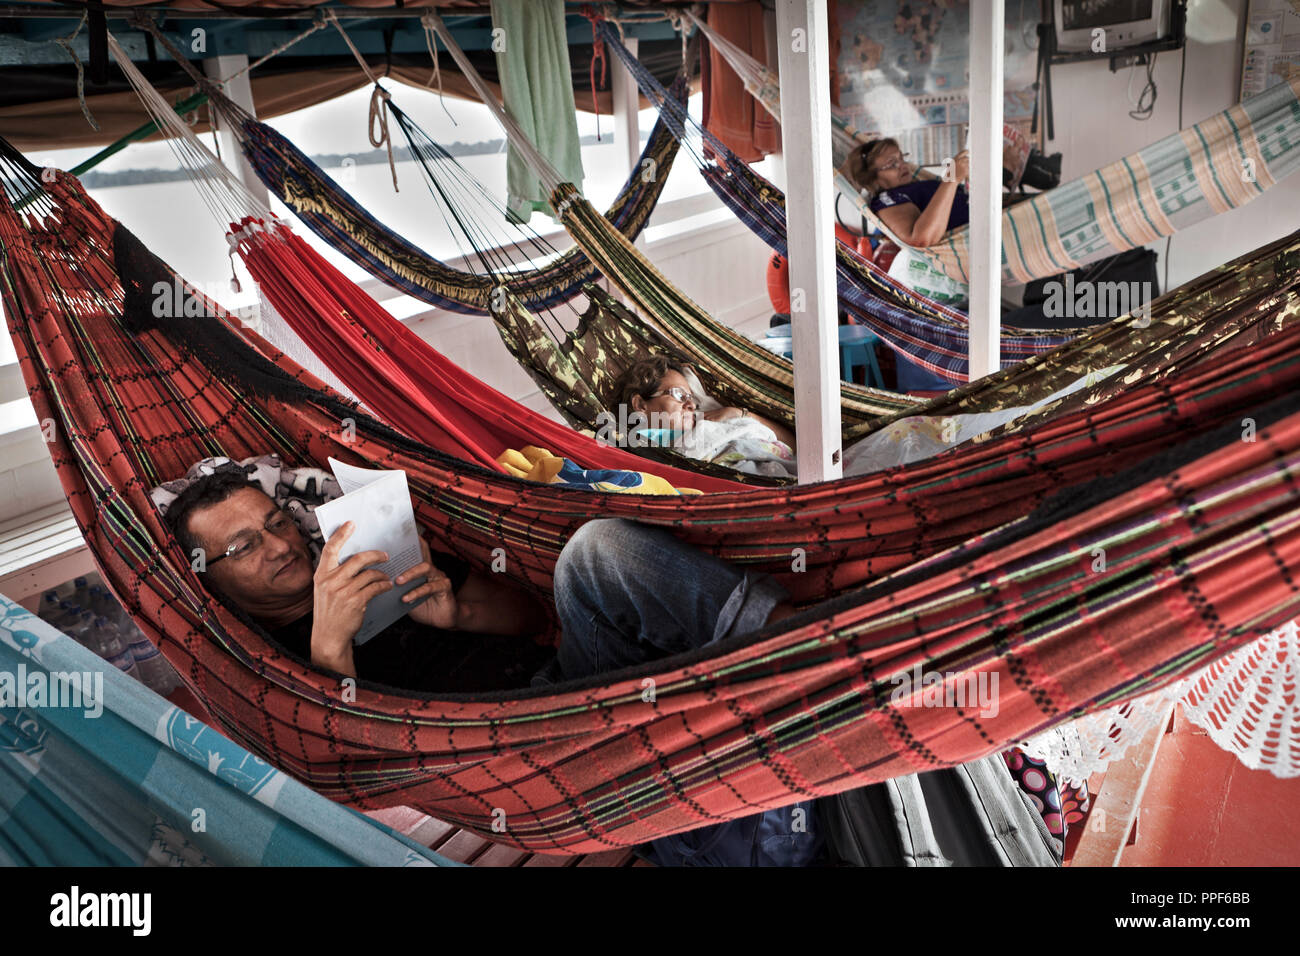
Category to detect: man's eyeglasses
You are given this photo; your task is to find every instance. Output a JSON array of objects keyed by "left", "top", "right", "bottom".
[
  {"left": 872, "top": 152, "right": 911, "bottom": 174},
  {"left": 205, "top": 509, "right": 299, "bottom": 566},
  {"left": 648, "top": 386, "right": 698, "bottom": 407}
]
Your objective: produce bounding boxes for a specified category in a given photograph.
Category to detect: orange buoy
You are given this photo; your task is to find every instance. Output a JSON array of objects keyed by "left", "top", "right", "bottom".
[{"left": 766, "top": 225, "right": 861, "bottom": 314}]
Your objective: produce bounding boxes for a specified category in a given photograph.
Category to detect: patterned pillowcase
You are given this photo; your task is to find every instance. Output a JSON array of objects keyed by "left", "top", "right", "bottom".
[{"left": 149, "top": 453, "right": 341, "bottom": 560}]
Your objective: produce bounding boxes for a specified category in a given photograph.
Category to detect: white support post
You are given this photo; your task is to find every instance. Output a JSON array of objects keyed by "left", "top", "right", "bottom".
[
  {"left": 611, "top": 37, "right": 641, "bottom": 180},
  {"left": 610, "top": 37, "right": 644, "bottom": 253},
  {"left": 203, "top": 54, "right": 271, "bottom": 211},
  {"left": 775, "top": 0, "right": 841, "bottom": 482},
  {"left": 967, "top": 0, "right": 1004, "bottom": 381}
]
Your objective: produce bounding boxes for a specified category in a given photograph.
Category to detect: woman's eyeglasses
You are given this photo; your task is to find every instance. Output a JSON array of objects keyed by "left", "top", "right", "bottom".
[
  {"left": 648, "top": 386, "right": 698, "bottom": 408},
  {"left": 205, "top": 509, "right": 299, "bottom": 566},
  {"left": 872, "top": 152, "right": 911, "bottom": 174}
]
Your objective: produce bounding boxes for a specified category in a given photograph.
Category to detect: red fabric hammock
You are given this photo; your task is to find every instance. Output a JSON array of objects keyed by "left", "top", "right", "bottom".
[
  {"left": 6, "top": 160, "right": 1300, "bottom": 853},
  {"left": 235, "top": 218, "right": 743, "bottom": 493}
]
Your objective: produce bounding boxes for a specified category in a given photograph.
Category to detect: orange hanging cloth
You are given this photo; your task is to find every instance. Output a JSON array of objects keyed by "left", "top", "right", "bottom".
[{"left": 701, "top": 1, "right": 780, "bottom": 162}]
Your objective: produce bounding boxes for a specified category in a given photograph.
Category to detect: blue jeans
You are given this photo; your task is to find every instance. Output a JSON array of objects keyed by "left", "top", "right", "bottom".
[{"left": 540, "top": 518, "right": 789, "bottom": 683}]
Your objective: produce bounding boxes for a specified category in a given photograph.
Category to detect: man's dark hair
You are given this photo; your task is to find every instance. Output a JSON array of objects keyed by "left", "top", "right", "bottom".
[
  {"left": 165, "top": 468, "right": 261, "bottom": 557},
  {"left": 609, "top": 355, "right": 691, "bottom": 414}
]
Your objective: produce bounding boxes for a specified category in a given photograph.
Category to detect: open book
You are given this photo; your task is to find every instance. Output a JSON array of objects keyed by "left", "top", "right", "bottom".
[{"left": 313, "top": 459, "right": 426, "bottom": 646}]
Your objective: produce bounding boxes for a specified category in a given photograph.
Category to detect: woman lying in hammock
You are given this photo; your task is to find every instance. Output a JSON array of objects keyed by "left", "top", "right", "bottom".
[
  {"left": 842, "top": 138, "right": 970, "bottom": 248},
  {"left": 609, "top": 356, "right": 798, "bottom": 478}
]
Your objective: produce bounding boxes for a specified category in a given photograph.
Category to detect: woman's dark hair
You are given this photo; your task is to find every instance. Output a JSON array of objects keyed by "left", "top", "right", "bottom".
[
  {"left": 841, "top": 137, "right": 900, "bottom": 194},
  {"left": 609, "top": 356, "right": 691, "bottom": 414},
  {"left": 165, "top": 467, "right": 260, "bottom": 556}
]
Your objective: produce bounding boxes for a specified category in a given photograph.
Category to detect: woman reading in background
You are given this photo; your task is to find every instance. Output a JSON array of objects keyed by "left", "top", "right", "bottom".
[{"left": 842, "top": 137, "right": 970, "bottom": 248}]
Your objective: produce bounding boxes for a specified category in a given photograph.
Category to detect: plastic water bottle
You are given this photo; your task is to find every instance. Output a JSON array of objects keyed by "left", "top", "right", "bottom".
[
  {"left": 58, "top": 601, "right": 82, "bottom": 630},
  {"left": 97, "top": 618, "right": 141, "bottom": 679},
  {"left": 88, "top": 584, "right": 127, "bottom": 633},
  {"left": 41, "top": 592, "right": 80, "bottom": 630},
  {"left": 45, "top": 581, "right": 76, "bottom": 602},
  {"left": 87, "top": 585, "right": 115, "bottom": 619},
  {"left": 80, "top": 584, "right": 177, "bottom": 693},
  {"left": 66, "top": 609, "right": 114, "bottom": 664},
  {"left": 71, "top": 576, "right": 92, "bottom": 608},
  {"left": 94, "top": 585, "right": 133, "bottom": 633},
  {"left": 64, "top": 609, "right": 96, "bottom": 643},
  {"left": 76, "top": 615, "right": 139, "bottom": 680},
  {"left": 121, "top": 621, "right": 177, "bottom": 693},
  {"left": 40, "top": 590, "right": 63, "bottom": 621}
]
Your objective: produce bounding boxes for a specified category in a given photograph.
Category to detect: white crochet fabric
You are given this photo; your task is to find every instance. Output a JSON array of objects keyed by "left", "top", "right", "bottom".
[
  {"left": 1018, "top": 622, "right": 1300, "bottom": 785},
  {"left": 1017, "top": 684, "right": 1186, "bottom": 788},
  {"left": 1181, "top": 621, "right": 1300, "bottom": 778}
]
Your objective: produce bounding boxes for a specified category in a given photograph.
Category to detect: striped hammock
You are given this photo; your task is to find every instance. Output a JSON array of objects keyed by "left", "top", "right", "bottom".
[
  {"left": 215, "top": 75, "right": 689, "bottom": 315},
  {"left": 688, "top": 10, "right": 1300, "bottom": 286},
  {"left": 6, "top": 149, "right": 1300, "bottom": 852},
  {"left": 891, "top": 74, "right": 1300, "bottom": 286},
  {"left": 0, "top": 596, "right": 451, "bottom": 866},
  {"left": 595, "top": 21, "right": 1082, "bottom": 382}
]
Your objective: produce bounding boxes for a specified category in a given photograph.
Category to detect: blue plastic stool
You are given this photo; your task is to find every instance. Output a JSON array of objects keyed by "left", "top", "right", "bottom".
[
  {"left": 761, "top": 324, "right": 883, "bottom": 386},
  {"left": 837, "top": 325, "right": 884, "bottom": 387}
]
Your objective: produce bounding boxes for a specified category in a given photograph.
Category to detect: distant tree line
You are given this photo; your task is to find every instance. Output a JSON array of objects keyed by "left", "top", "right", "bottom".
[{"left": 80, "top": 133, "right": 613, "bottom": 188}]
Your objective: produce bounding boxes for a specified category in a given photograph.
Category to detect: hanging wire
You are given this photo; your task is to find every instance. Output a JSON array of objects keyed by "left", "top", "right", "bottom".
[
  {"left": 204, "top": 99, "right": 244, "bottom": 293},
  {"left": 52, "top": 13, "right": 100, "bottom": 132},
  {"left": 425, "top": 12, "right": 566, "bottom": 198},
  {"left": 1128, "top": 52, "right": 1159, "bottom": 121},
  {"left": 386, "top": 103, "right": 584, "bottom": 341},
  {"left": 0, "top": 139, "right": 59, "bottom": 221}
]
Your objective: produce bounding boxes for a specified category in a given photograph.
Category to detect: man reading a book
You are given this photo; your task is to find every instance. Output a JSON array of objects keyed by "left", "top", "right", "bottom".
[{"left": 164, "top": 468, "right": 794, "bottom": 692}]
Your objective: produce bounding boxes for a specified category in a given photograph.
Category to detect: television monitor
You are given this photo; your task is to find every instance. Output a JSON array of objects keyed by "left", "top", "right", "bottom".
[{"left": 1053, "top": 0, "right": 1171, "bottom": 53}]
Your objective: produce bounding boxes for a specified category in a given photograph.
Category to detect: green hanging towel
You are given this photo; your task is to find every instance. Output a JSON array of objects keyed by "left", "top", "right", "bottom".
[{"left": 491, "top": 0, "right": 584, "bottom": 221}]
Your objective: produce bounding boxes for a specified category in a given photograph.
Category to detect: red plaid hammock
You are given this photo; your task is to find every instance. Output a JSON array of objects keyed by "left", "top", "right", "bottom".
[
  {"left": 234, "top": 216, "right": 755, "bottom": 492},
  {"left": 5, "top": 154, "right": 1300, "bottom": 853}
]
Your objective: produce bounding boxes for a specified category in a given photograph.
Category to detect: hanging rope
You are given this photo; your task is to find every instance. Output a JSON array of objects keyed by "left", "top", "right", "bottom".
[
  {"left": 52, "top": 13, "right": 100, "bottom": 132},
  {"left": 225, "top": 13, "right": 329, "bottom": 89},
  {"left": 204, "top": 104, "right": 243, "bottom": 294},
  {"left": 368, "top": 86, "right": 399, "bottom": 193},
  {"left": 418, "top": 12, "right": 457, "bottom": 124},
  {"left": 583, "top": 6, "right": 607, "bottom": 141},
  {"left": 328, "top": 10, "right": 400, "bottom": 193},
  {"left": 665, "top": 8, "right": 693, "bottom": 74}
]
